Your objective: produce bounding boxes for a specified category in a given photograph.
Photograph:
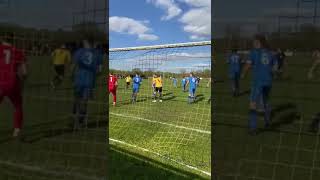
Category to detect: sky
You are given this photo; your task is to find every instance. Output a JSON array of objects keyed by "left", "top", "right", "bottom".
[
  {"left": 109, "top": 0, "right": 211, "bottom": 48},
  {"left": 0, "top": 0, "right": 106, "bottom": 30},
  {"left": 213, "top": 0, "right": 318, "bottom": 37},
  {"left": 109, "top": 0, "right": 211, "bottom": 73}
]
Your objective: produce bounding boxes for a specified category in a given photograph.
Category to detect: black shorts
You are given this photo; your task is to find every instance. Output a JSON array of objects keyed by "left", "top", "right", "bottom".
[
  {"left": 54, "top": 65, "right": 65, "bottom": 77},
  {"left": 126, "top": 82, "right": 130, "bottom": 85},
  {"left": 155, "top": 87, "right": 162, "bottom": 93}
]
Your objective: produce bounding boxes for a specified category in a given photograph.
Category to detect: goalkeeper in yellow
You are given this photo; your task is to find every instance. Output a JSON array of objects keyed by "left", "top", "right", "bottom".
[
  {"left": 152, "top": 74, "right": 163, "bottom": 102},
  {"left": 51, "top": 44, "right": 71, "bottom": 89},
  {"left": 125, "top": 74, "right": 132, "bottom": 89}
]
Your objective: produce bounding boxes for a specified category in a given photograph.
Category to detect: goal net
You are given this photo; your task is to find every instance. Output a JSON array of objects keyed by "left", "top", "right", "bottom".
[
  {"left": 0, "top": 0, "right": 107, "bottom": 179},
  {"left": 109, "top": 41, "right": 212, "bottom": 178},
  {"left": 214, "top": 44, "right": 320, "bottom": 179}
]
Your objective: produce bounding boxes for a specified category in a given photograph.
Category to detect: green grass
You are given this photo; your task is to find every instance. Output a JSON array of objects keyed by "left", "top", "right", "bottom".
[
  {"left": 214, "top": 53, "right": 320, "bottom": 180},
  {"left": 0, "top": 56, "right": 107, "bottom": 180},
  {"left": 109, "top": 78, "right": 211, "bottom": 179}
]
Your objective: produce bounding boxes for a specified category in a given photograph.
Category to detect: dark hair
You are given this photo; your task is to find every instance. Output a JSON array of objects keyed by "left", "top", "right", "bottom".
[
  {"left": 254, "top": 34, "right": 269, "bottom": 49},
  {"left": 232, "top": 48, "right": 238, "bottom": 53},
  {"left": 2, "top": 32, "right": 14, "bottom": 44}
]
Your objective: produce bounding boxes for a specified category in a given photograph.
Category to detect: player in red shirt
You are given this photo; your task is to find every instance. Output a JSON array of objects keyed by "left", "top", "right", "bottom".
[
  {"left": 0, "top": 34, "right": 27, "bottom": 137},
  {"left": 108, "top": 73, "right": 118, "bottom": 106}
]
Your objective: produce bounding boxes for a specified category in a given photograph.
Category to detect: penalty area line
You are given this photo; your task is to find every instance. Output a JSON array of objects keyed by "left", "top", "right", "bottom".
[
  {"left": 109, "top": 138, "right": 211, "bottom": 177},
  {"left": 0, "top": 160, "right": 103, "bottom": 180},
  {"left": 110, "top": 112, "right": 211, "bottom": 135}
]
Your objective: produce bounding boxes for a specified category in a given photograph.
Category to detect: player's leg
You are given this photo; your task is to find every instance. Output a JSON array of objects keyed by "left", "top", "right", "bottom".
[
  {"left": 262, "top": 86, "right": 272, "bottom": 128},
  {"left": 159, "top": 87, "right": 163, "bottom": 102},
  {"left": 73, "top": 87, "right": 81, "bottom": 129},
  {"left": 78, "top": 88, "right": 90, "bottom": 128},
  {"left": 192, "top": 88, "right": 196, "bottom": 101},
  {"left": 52, "top": 65, "right": 64, "bottom": 88},
  {"left": 111, "top": 89, "right": 117, "bottom": 106},
  {"left": 8, "top": 87, "right": 23, "bottom": 137},
  {"left": 248, "top": 86, "right": 260, "bottom": 135},
  {"left": 235, "top": 73, "right": 240, "bottom": 96},
  {"left": 152, "top": 87, "right": 157, "bottom": 102}
]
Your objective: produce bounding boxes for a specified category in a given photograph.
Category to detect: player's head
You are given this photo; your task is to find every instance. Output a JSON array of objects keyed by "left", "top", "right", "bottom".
[
  {"left": 60, "top": 44, "right": 66, "bottom": 49},
  {"left": 82, "top": 33, "right": 95, "bottom": 48},
  {"left": 253, "top": 34, "right": 269, "bottom": 49},
  {"left": 231, "top": 48, "right": 238, "bottom": 53},
  {"left": 189, "top": 72, "right": 194, "bottom": 77},
  {"left": 1, "top": 32, "right": 14, "bottom": 45}
]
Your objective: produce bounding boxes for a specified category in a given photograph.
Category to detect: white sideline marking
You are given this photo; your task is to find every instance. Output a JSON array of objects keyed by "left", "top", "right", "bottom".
[
  {"left": 0, "top": 160, "right": 103, "bottom": 180},
  {"left": 109, "top": 138, "right": 211, "bottom": 177},
  {"left": 110, "top": 112, "right": 211, "bottom": 135}
]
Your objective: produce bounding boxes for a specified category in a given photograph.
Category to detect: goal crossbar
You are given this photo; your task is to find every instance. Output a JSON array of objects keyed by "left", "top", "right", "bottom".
[{"left": 109, "top": 41, "right": 211, "bottom": 52}]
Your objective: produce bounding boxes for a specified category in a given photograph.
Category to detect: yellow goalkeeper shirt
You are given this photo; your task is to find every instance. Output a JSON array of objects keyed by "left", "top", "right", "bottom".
[
  {"left": 52, "top": 48, "right": 71, "bottom": 65},
  {"left": 125, "top": 76, "right": 132, "bottom": 82},
  {"left": 153, "top": 77, "right": 162, "bottom": 87}
]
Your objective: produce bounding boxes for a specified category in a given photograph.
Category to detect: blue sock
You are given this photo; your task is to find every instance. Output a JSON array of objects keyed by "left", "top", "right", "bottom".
[
  {"left": 249, "top": 109, "right": 257, "bottom": 130},
  {"left": 264, "top": 104, "right": 271, "bottom": 125}
]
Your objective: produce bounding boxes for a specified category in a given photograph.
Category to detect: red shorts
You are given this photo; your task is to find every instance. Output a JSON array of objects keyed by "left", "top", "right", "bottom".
[
  {"left": 0, "top": 84, "right": 23, "bottom": 129},
  {"left": 109, "top": 88, "right": 117, "bottom": 103}
]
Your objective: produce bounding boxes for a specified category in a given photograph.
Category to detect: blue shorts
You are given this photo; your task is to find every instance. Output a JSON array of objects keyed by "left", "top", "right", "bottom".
[
  {"left": 74, "top": 86, "right": 93, "bottom": 100},
  {"left": 229, "top": 71, "right": 240, "bottom": 80},
  {"left": 133, "top": 86, "right": 140, "bottom": 93},
  {"left": 250, "top": 85, "right": 271, "bottom": 104},
  {"left": 189, "top": 88, "right": 196, "bottom": 97}
]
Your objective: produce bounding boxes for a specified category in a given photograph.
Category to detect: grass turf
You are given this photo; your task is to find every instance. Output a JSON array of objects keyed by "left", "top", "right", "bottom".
[
  {"left": 0, "top": 56, "right": 107, "bottom": 180},
  {"left": 109, "top": 77, "right": 211, "bottom": 179},
  {"left": 213, "top": 53, "right": 320, "bottom": 180}
]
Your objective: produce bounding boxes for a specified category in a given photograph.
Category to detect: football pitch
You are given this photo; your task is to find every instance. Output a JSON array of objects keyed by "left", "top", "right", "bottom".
[
  {"left": 214, "top": 53, "right": 320, "bottom": 180},
  {"left": 0, "top": 56, "right": 107, "bottom": 180},
  {"left": 109, "top": 78, "right": 211, "bottom": 179}
]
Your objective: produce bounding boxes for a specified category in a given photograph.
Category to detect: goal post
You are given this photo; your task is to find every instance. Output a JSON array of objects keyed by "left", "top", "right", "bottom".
[{"left": 109, "top": 41, "right": 212, "bottom": 178}]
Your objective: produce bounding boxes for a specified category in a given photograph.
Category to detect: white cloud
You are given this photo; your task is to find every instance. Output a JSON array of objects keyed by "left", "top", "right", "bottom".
[
  {"left": 179, "top": 0, "right": 211, "bottom": 40},
  {"left": 146, "top": 0, "right": 182, "bottom": 20},
  {"left": 109, "top": 16, "right": 159, "bottom": 41}
]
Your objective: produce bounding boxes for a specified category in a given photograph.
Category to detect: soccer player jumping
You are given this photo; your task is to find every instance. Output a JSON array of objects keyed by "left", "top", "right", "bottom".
[
  {"left": 186, "top": 72, "right": 197, "bottom": 104},
  {"left": 242, "top": 34, "right": 277, "bottom": 135},
  {"left": 72, "top": 37, "right": 103, "bottom": 129},
  {"left": 109, "top": 73, "right": 118, "bottom": 106},
  {"left": 227, "top": 49, "right": 242, "bottom": 97},
  {"left": 0, "top": 34, "right": 27, "bottom": 137}
]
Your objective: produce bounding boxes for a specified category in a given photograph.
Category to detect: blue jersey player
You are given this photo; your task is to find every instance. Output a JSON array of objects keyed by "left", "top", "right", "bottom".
[
  {"left": 132, "top": 73, "right": 142, "bottom": 103},
  {"left": 227, "top": 49, "right": 242, "bottom": 97},
  {"left": 72, "top": 39, "right": 102, "bottom": 129},
  {"left": 242, "top": 34, "right": 277, "bottom": 135},
  {"left": 181, "top": 77, "right": 187, "bottom": 92},
  {"left": 186, "top": 72, "right": 197, "bottom": 103}
]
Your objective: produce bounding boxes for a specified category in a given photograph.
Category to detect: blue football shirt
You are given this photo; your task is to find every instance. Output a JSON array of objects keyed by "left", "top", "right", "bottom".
[
  {"left": 228, "top": 53, "right": 241, "bottom": 73},
  {"left": 248, "top": 48, "right": 276, "bottom": 86},
  {"left": 133, "top": 76, "right": 142, "bottom": 88},
  {"left": 73, "top": 48, "right": 102, "bottom": 88},
  {"left": 188, "top": 76, "right": 197, "bottom": 89}
]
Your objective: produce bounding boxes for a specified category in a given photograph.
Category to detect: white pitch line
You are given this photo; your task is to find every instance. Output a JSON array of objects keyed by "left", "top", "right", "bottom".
[
  {"left": 109, "top": 138, "right": 211, "bottom": 177},
  {"left": 0, "top": 160, "right": 103, "bottom": 180},
  {"left": 110, "top": 112, "right": 211, "bottom": 135}
]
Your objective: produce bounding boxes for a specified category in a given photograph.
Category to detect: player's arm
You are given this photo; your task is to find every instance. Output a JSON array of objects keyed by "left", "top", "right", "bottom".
[
  {"left": 241, "top": 61, "right": 251, "bottom": 79},
  {"left": 308, "top": 59, "right": 320, "bottom": 79}
]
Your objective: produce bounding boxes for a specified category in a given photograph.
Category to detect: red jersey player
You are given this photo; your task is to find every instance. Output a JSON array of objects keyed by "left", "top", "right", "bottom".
[
  {"left": 0, "top": 35, "right": 27, "bottom": 137},
  {"left": 108, "top": 73, "right": 118, "bottom": 106}
]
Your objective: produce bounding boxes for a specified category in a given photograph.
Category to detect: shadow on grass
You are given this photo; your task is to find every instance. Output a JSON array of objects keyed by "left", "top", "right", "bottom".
[
  {"left": 238, "top": 90, "right": 250, "bottom": 97},
  {"left": 18, "top": 117, "right": 108, "bottom": 144},
  {"left": 110, "top": 145, "right": 208, "bottom": 180}
]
